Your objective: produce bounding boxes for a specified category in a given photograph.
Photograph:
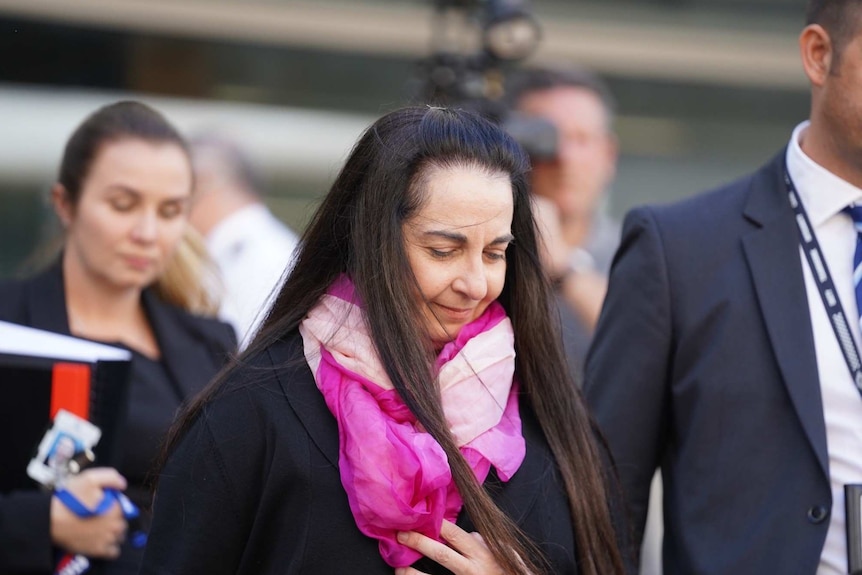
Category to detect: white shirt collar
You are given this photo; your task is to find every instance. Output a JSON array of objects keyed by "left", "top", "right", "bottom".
[{"left": 786, "top": 120, "right": 862, "bottom": 227}]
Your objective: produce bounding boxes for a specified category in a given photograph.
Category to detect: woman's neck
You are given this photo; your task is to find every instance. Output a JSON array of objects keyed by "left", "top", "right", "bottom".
[{"left": 62, "top": 251, "right": 154, "bottom": 355}]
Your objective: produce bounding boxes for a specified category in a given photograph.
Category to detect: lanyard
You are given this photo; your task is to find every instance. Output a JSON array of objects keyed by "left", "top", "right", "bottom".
[{"left": 784, "top": 166, "right": 862, "bottom": 396}]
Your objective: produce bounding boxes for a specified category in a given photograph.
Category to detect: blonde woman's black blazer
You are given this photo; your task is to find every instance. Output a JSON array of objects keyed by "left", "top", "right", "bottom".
[{"left": 0, "top": 261, "right": 236, "bottom": 574}]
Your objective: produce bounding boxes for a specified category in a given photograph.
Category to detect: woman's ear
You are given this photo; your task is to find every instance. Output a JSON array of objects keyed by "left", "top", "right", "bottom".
[{"left": 51, "top": 183, "right": 73, "bottom": 228}]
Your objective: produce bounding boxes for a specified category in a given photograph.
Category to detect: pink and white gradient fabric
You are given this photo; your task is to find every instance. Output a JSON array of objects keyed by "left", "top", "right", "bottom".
[{"left": 299, "top": 275, "right": 526, "bottom": 567}]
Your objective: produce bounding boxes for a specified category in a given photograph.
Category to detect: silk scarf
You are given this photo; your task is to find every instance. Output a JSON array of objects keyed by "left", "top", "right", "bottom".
[{"left": 299, "top": 275, "right": 526, "bottom": 567}]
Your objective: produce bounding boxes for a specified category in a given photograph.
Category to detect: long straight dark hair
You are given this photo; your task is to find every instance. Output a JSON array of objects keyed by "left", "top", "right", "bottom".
[{"left": 166, "top": 106, "right": 624, "bottom": 575}]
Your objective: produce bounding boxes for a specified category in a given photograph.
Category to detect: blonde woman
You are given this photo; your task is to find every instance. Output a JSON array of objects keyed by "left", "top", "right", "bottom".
[{"left": 0, "top": 101, "right": 236, "bottom": 575}]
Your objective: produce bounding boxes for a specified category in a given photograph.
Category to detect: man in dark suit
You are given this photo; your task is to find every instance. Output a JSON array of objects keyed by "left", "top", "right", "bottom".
[{"left": 585, "top": 2, "right": 862, "bottom": 573}]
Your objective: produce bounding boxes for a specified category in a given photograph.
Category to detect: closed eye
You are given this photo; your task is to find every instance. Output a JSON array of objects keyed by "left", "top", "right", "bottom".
[
  {"left": 110, "top": 198, "right": 136, "bottom": 212},
  {"left": 159, "top": 200, "right": 188, "bottom": 219},
  {"left": 430, "top": 248, "right": 455, "bottom": 258},
  {"left": 108, "top": 191, "right": 137, "bottom": 212}
]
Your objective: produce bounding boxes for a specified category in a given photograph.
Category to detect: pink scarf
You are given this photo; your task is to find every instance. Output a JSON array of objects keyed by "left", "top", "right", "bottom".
[{"left": 299, "top": 276, "right": 526, "bottom": 567}]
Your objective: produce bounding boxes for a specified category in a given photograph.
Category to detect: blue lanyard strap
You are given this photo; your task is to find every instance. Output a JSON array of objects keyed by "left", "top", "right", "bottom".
[
  {"left": 54, "top": 488, "right": 146, "bottom": 548},
  {"left": 784, "top": 165, "right": 862, "bottom": 396}
]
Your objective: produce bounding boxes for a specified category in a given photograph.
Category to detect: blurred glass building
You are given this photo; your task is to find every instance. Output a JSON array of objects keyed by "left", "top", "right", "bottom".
[{"left": 0, "top": 0, "right": 808, "bottom": 275}]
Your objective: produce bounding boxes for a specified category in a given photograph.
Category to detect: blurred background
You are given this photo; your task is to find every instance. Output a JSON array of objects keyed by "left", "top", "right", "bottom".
[{"left": 0, "top": 0, "right": 808, "bottom": 276}]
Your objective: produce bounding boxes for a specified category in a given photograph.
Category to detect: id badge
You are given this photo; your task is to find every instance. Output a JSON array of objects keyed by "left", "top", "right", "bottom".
[{"left": 27, "top": 409, "right": 101, "bottom": 488}]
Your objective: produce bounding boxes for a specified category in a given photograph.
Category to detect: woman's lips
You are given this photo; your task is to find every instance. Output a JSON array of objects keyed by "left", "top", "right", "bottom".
[
  {"left": 123, "top": 255, "right": 154, "bottom": 271},
  {"left": 435, "top": 303, "right": 474, "bottom": 321}
]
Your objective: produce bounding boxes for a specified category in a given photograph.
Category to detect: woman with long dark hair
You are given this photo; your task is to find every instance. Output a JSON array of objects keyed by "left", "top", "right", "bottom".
[
  {"left": 140, "top": 106, "right": 625, "bottom": 575},
  {"left": 0, "top": 101, "right": 235, "bottom": 575}
]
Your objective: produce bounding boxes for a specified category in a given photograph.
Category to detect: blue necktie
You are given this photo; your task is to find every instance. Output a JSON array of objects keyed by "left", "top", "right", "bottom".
[{"left": 844, "top": 204, "right": 862, "bottom": 329}]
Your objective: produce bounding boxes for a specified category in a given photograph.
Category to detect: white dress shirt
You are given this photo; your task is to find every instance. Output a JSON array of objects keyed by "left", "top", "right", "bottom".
[
  {"left": 207, "top": 203, "right": 300, "bottom": 349},
  {"left": 787, "top": 121, "right": 862, "bottom": 575}
]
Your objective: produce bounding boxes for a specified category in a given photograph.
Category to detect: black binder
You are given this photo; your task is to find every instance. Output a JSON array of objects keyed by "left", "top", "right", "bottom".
[{"left": 0, "top": 322, "right": 132, "bottom": 493}]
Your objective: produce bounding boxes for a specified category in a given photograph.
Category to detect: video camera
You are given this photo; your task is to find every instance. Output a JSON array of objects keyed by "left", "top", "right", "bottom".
[{"left": 414, "top": 0, "right": 558, "bottom": 161}]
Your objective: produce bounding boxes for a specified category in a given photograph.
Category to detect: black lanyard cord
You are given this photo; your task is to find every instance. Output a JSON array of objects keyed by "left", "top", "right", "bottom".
[{"left": 785, "top": 165, "right": 862, "bottom": 395}]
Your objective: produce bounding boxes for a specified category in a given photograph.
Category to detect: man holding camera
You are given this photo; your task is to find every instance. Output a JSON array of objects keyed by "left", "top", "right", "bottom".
[{"left": 511, "top": 67, "right": 621, "bottom": 365}]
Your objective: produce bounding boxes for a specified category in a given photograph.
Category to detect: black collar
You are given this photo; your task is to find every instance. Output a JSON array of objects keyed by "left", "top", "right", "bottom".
[{"left": 23, "top": 258, "right": 218, "bottom": 401}]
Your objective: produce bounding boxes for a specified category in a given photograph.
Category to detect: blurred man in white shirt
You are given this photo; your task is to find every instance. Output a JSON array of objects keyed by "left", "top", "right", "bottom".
[{"left": 188, "top": 135, "right": 299, "bottom": 349}]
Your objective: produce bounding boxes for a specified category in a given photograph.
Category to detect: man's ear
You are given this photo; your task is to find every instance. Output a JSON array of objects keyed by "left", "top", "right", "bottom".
[
  {"left": 800, "top": 23, "right": 834, "bottom": 88},
  {"left": 51, "top": 183, "right": 73, "bottom": 227}
]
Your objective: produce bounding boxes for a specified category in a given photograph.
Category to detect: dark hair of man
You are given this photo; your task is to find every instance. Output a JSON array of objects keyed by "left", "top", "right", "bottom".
[
  {"left": 165, "top": 106, "right": 624, "bottom": 575},
  {"left": 58, "top": 100, "right": 192, "bottom": 206},
  {"left": 507, "top": 65, "right": 617, "bottom": 128},
  {"left": 806, "top": 0, "right": 862, "bottom": 70}
]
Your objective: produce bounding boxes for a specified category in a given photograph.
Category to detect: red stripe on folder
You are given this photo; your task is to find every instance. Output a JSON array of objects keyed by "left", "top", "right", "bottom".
[{"left": 50, "top": 363, "right": 91, "bottom": 420}]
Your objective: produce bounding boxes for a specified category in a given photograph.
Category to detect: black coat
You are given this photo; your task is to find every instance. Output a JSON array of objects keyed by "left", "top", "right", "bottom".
[
  {"left": 585, "top": 150, "right": 833, "bottom": 574},
  {"left": 0, "top": 261, "right": 236, "bottom": 574},
  {"left": 140, "top": 331, "right": 582, "bottom": 575}
]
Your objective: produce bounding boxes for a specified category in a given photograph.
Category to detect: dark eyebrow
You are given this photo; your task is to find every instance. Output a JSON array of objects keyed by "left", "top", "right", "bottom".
[
  {"left": 490, "top": 233, "right": 515, "bottom": 245},
  {"left": 421, "top": 230, "right": 514, "bottom": 245},
  {"left": 107, "top": 185, "right": 189, "bottom": 203},
  {"left": 106, "top": 185, "right": 140, "bottom": 196},
  {"left": 422, "top": 230, "right": 467, "bottom": 243}
]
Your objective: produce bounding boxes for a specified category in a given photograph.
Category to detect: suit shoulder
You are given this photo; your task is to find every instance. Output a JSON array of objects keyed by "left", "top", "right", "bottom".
[
  {"left": 217, "top": 331, "right": 305, "bottom": 395},
  {"left": 0, "top": 276, "right": 27, "bottom": 300},
  {"left": 626, "top": 152, "right": 783, "bottom": 235},
  {"left": 188, "top": 313, "right": 238, "bottom": 351},
  {"left": 204, "top": 332, "right": 310, "bottom": 436},
  {"left": 648, "top": 169, "right": 759, "bottom": 221},
  {"left": 0, "top": 276, "right": 31, "bottom": 323}
]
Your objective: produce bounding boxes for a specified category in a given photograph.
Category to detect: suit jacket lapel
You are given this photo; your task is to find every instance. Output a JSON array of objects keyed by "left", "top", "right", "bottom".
[
  {"left": 142, "top": 290, "right": 213, "bottom": 401},
  {"left": 26, "top": 260, "right": 72, "bottom": 334},
  {"left": 270, "top": 334, "right": 340, "bottom": 467},
  {"left": 741, "top": 150, "right": 828, "bottom": 478}
]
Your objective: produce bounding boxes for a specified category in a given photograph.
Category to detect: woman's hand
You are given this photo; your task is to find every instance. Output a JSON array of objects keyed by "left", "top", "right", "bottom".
[
  {"left": 394, "top": 520, "right": 504, "bottom": 575},
  {"left": 49, "top": 467, "right": 128, "bottom": 559}
]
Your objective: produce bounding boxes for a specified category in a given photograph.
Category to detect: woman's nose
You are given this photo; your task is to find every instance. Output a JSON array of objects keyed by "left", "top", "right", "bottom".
[
  {"left": 131, "top": 211, "right": 158, "bottom": 242},
  {"left": 452, "top": 257, "right": 488, "bottom": 301}
]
